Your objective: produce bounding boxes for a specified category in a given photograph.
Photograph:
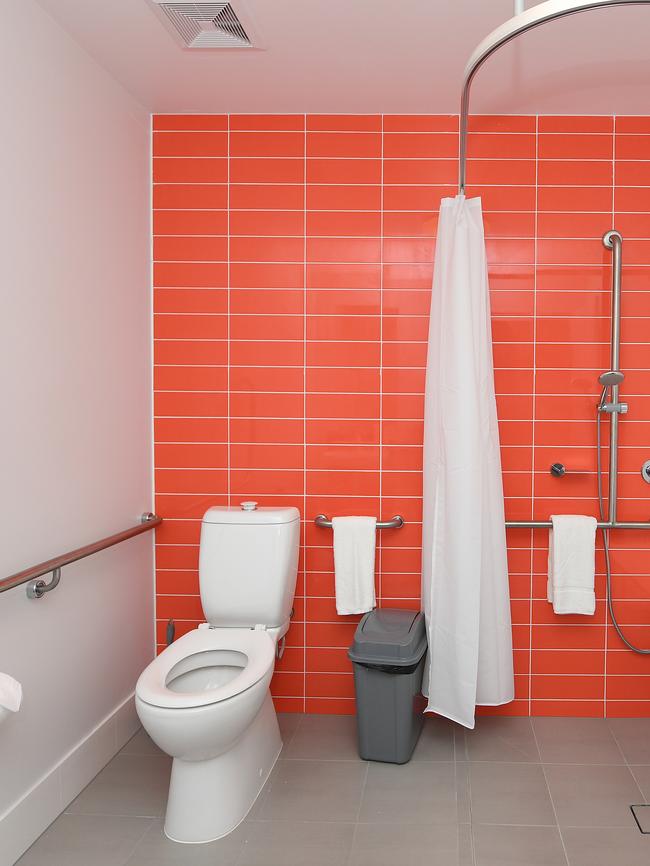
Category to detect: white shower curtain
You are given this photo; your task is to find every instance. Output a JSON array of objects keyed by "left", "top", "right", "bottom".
[{"left": 421, "top": 195, "right": 514, "bottom": 729}]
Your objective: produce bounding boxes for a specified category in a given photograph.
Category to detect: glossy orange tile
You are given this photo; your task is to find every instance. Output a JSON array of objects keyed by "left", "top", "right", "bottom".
[
  {"left": 307, "top": 237, "right": 381, "bottom": 264},
  {"left": 154, "top": 236, "right": 227, "bottom": 262},
  {"left": 153, "top": 113, "right": 650, "bottom": 718},
  {"left": 154, "top": 115, "right": 227, "bottom": 131},
  {"left": 153, "top": 210, "right": 227, "bottom": 236},
  {"left": 230, "top": 115, "right": 303, "bottom": 130},
  {"left": 307, "top": 132, "right": 381, "bottom": 158},
  {"left": 383, "top": 132, "right": 457, "bottom": 158},
  {"left": 307, "top": 184, "right": 381, "bottom": 211},
  {"left": 306, "top": 158, "right": 381, "bottom": 185},
  {"left": 307, "top": 115, "right": 382, "bottom": 131},
  {"left": 230, "top": 157, "right": 304, "bottom": 184},
  {"left": 154, "top": 288, "right": 228, "bottom": 314},
  {"left": 154, "top": 391, "right": 227, "bottom": 417},
  {"left": 383, "top": 115, "right": 457, "bottom": 132},
  {"left": 153, "top": 157, "right": 227, "bottom": 184},
  {"left": 307, "top": 210, "right": 381, "bottom": 237},
  {"left": 230, "top": 210, "right": 304, "bottom": 236},
  {"left": 153, "top": 131, "right": 227, "bottom": 157},
  {"left": 154, "top": 184, "right": 227, "bottom": 210}
]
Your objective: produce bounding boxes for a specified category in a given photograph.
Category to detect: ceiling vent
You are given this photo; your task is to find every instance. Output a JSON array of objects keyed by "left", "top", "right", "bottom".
[{"left": 153, "top": 2, "right": 253, "bottom": 48}]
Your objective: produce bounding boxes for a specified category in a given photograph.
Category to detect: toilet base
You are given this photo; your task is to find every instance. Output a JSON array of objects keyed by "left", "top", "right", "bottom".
[{"left": 164, "top": 692, "right": 281, "bottom": 844}]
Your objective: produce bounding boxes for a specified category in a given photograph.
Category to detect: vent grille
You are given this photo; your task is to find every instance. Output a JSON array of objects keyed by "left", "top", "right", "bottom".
[{"left": 159, "top": 3, "right": 252, "bottom": 48}]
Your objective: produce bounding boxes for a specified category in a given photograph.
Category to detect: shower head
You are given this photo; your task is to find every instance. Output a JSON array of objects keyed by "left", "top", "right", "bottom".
[{"left": 599, "top": 370, "right": 625, "bottom": 387}]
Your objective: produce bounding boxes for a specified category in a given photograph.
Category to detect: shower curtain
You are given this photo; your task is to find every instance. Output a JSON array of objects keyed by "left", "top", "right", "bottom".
[{"left": 421, "top": 195, "right": 514, "bottom": 729}]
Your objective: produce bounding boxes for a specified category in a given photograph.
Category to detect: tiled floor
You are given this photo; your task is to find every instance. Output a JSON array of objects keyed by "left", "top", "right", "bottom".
[{"left": 15, "top": 714, "right": 650, "bottom": 866}]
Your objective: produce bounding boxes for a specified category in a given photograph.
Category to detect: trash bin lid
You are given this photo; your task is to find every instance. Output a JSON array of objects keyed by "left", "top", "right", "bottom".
[{"left": 348, "top": 608, "right": 427, "bottom": 667}]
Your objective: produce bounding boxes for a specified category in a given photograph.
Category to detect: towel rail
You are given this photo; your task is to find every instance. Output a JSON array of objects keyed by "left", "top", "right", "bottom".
[
  {"left": 506, "top": 520, "right": 650, "bottom": 530},
  {"left": 0, "top": 513, "right": 162, "bottom": 598},
  {"left": 314, "top": 514, "right": 404, "bottom": 530}
]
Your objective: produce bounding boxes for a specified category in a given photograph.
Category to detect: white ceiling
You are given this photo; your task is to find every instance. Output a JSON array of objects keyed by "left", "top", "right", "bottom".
[{"left": 36, "top": 0, "right": 650, "bottom": 115}]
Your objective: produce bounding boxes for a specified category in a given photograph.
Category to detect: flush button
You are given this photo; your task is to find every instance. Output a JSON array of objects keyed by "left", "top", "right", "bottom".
[{"left": 240, "top": 501, "right": 258, "bottom": 511}]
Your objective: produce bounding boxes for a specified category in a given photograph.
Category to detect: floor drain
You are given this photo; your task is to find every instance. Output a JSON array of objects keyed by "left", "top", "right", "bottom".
[{"left": 630, "top": 805, "right": 650, "bottom": 834}]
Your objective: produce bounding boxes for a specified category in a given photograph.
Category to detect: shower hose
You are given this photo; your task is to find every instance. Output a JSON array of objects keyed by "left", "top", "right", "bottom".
[{"left": 596, "top": 409, "right": 650, "bottom": 654}]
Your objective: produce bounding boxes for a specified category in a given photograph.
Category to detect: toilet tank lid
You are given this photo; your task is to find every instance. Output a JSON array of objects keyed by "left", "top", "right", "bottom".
[{"left": 202, "top": 505, "right": 300, "bottom": 525}]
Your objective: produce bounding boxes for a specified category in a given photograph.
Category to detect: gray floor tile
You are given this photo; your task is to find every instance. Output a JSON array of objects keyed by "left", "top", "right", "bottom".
[
  {"left": 20, "top": 713, "right": 650, "bottom": 866},
  {"left": 358, "top": 760, "right": 457, "bottom": 825},
  {"left": 257, "top": 759, "right": 367, "bottom": 822},
  {"left": 349, "top": 821, "right": 460, "bottom": 866},
  {"left": 239, "top": 820, "right": 354, "bottom": 866},
  {"left": 469, "top": 762, "right": 556, "bottom": 826},
  {"left": 544, "top": 763, "right": 642, "bottom": 828},
  {"left": 66, "top": 754, "right": 171, "bottom": 818},
  {"left": 119, "top": 728, "right": 163, "bottom": 757},
  {"left": 282, "top": 713, "right": 360, "bottom": 760},
  {"left": 459, "top": 823, "right": 475, "bottom": 866},
  {"left": 411, "top": 715, "right": 455, "bottom": 761},
  {"left": 277, "top": 712, "right": 302, "bottom": 747},
  {"left": 630, "top": 764, "right": 650, "bottom": 800},
  {"left": 16, "top": 814, "right": 152, "bottom": 866},
  {"left": 562, "top": 827, "right": 650, "bottom": 866},
  {"left": 125, "top": 818, "right": 248, "bottom": 865},
  {"left": 465, "top": 717, "right": 540, "bottom": 763},
  {"left": 608, "top": 719, "right": 650, "bottom": 764},
  {"left": 456, "top": 762, "right": 471, "bottom": 823},
  {"left": 472, "top": 825, "right": 567, "bottom": 866},
  {"left": 533, "top": 718, "right": 624, "bottom": 765}
]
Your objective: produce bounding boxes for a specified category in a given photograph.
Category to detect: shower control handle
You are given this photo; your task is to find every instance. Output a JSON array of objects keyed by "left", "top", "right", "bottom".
[
  {"left": 642, "top": 461, "right": 650, "bottom": 484},
  {"left": 549, "top": 463, "right": 590, "bottom": 478},
  {"left": 600, "top": 401, "right": 628, "bottom": 414}
]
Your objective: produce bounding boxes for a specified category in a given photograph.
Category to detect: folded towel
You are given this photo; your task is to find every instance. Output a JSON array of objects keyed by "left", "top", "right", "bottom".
[
  {"left": 547, "top": 515, "right": 597, "bottom": 615},
  {"left": 0, "top": 672, "right": 22, "bottom": 713},
  {"left": 332, "top": 516, "right": 377, "bottom": 615}
]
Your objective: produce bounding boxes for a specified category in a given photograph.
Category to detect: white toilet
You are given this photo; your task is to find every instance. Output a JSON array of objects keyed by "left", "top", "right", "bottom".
[{"left": 135, "top": 502, "right": 300, "bottom": 844}]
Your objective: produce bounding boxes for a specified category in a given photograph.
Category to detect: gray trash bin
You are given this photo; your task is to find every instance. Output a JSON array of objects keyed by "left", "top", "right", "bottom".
[{"left": 348, "top": 608, "right": 428, "bottom": 764}]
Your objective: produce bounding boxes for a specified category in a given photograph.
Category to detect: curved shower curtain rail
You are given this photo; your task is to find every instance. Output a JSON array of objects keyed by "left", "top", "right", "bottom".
[{"left": 458, "top": 0, "right": 650, "bottom": 193}]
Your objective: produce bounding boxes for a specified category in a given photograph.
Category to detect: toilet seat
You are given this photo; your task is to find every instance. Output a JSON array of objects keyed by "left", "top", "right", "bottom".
[{"left": 136, "top": 626, "right": 275, "bottom": 710}]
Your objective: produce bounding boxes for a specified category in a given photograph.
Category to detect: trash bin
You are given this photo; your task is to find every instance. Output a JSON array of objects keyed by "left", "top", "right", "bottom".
[{"left": 348, "top": 608, "right": 428, "bottom": 764}]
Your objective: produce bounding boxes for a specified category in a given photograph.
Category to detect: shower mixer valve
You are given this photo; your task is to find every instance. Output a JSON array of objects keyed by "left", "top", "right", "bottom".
[{"left": 599, "top": 400, "right": 628, "bottom": 414}]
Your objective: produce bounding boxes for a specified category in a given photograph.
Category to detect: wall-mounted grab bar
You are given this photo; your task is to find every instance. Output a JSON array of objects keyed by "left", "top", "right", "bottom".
[
  {"left": 0, "top": 513, "right": 162, "bottom": 598},
  {"left": 315, "top": 514, "right": 404, "bottom": 530},
  {"left": 506, "top": 230, "right": 650, "bottom": 533},
  {"left": 507, "top": 520, "right": 650, "bottom": 530}
]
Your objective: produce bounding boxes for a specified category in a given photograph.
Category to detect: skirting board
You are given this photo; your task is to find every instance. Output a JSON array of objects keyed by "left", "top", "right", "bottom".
[{"left": 0, "top": 693, "right": 140, "bottom": 866}]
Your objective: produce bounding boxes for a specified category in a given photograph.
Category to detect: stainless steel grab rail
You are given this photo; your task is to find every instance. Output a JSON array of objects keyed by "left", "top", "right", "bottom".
[
  {"left": 314, "top": 514, "right": 404, "bottom": 530},
  {"left": 506, "top": 520, "right": 650, "bottom": 530},
  {"left": 0, "top": 513, "right": 162, "bottom": 598},
  {"left": 505, "top": 230, "right": 650, "bottom": 532}
]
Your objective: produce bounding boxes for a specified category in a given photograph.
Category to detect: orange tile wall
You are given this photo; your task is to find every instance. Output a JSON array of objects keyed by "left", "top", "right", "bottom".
[{"left": 153, "top": 113, "right": 650, "bottom": 717}]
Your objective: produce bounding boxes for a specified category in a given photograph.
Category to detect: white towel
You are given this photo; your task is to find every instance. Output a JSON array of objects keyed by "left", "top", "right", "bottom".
[
  {"left": 0, "top": 672, "right": 22, "bottom": 713},
  {"left": 332, "top": 516, "right": 377, "bottom": 615},
  {"left": 547, "top": 515, "right": 597, "bottom": 615}
]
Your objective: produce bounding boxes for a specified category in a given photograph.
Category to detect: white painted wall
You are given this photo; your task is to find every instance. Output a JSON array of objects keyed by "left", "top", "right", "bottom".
[{"left": 0, "top": 3, "right": 152, "bottom": 863}]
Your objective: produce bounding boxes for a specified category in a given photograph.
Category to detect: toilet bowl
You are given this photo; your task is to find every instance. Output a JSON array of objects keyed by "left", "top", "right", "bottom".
[
  {"left": 136, "top": 624, "right": 281, "bottom": 843},
  {"left": 135, "top": 502, "right": 300, "bottom": 844}
]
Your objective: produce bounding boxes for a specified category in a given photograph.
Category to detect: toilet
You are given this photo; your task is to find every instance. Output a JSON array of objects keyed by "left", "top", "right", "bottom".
[{"left": 135, "top": 502, "right": 300, "bottom": 844}]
